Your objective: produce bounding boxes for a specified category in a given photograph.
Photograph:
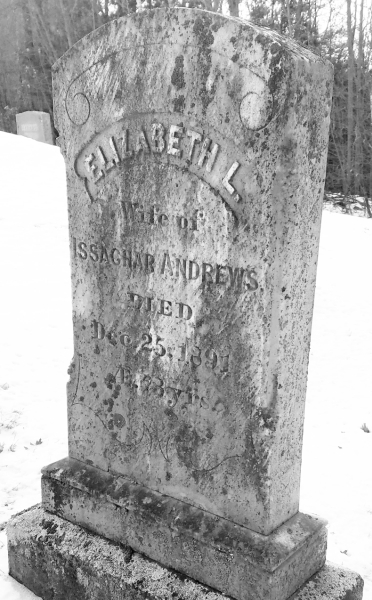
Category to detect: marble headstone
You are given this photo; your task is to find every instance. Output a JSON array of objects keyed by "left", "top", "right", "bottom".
[
  {"left": 41, "top": 9, "right": 333, "bottom": 600},
  {"left": 16, "top": 111, "right": 54, "bottom": 144}
]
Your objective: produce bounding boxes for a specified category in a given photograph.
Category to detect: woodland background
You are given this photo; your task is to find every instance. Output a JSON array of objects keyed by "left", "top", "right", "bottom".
[{"left": 0, "top": 0, "right": 371, "bottom": 207}]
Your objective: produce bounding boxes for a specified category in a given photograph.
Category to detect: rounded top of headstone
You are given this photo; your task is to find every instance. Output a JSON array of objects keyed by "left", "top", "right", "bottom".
[
  {"left": 53, "top": 8, "right": 332, "bottom": 148},
  {"left": 16, "top": 110, "right": 50, "bottom": 116}
]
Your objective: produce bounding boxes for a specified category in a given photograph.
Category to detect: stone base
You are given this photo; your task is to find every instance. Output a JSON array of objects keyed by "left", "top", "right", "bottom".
[
  {"left": 40, "top": 457, "right": 327, "bottom": 600},
  {"left": 7, "top": 506, "right": 363, "bottom": 600}
]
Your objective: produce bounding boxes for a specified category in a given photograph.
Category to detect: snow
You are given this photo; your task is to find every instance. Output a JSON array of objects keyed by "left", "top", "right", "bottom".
[
  {"left": 0, "top": 131, "right": 371, "bottom": 599},
  {"left": 0, "top": 132, "right": 72, "bottom": 600}
]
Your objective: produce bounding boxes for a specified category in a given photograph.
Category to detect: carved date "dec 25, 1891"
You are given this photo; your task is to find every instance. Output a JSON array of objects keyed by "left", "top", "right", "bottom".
[{"left": 92, "top": 319, "right": 230, "bottom": 373}]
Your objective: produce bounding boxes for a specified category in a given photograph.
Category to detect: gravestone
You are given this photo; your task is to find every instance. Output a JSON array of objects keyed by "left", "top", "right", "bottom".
[
  {"left": 16, "top": 110, "right": 54, "bottom": 144},
  {"left": 8, "top": 8, "right": 362, "bottom": 600}
]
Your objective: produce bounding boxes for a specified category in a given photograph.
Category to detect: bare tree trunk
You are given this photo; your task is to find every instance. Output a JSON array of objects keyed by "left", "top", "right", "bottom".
[
  {"left": 92, "top": 0, "right": 97, "bottom": 28},
  {"left": 313, "top": 0, "right": 318, "bottom": 34},
  {"left": 227, "top": 0, "right": 239, "bottom": 17},
  {"left": 21, "top": 0, "right": 38, "bottom": 108},
  {"left": 286, "top": 0, "right": 293, "bottom": 36},
  {"left": 331, "top": 126, "right": 348, "bottom": 195},
  {"left": 28, "top": 0, "right": 58, "bottom": 63},
  {"left": 354, "top": 0, "right": 364, "bottom": 198},
  {"left": 212, "top": 0, "right": 223, "bottom": 12},
  {"left": 346, "top": 0, "right": 355, "bottom": 196},
  {"left": 369, "top": 73, "right": 372, "bottom": 216},
  {"left": 294, "top": 0, "right": 303, "bottom": 40},
  {"left": 307, "top": 0, "right": 311, "bottom": 46},
  {"left": 58, "top": 0, "right": 74, "bottom": 48}
]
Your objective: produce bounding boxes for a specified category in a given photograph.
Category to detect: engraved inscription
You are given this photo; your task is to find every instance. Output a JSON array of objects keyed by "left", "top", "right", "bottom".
[
  {"left": 121, "top": 202, "right": 199, "bottom": 231},
  {"left": 104, "top": 365, "right": 213, "bottom": 410},
  {"left": 92, "top": 319, "right": 231, "bottom": 373},
  {"left": 82, "top": 123, "right": 239, "bottom": 195},
  {"left": 76, "top": 118, "right": 244, "bottom": 206},
  {"left": 126, "top": 292, "right": 193, "bottom": 321},
  {"left": 73, "top": 238, "right": 258, "bottom": 294}
]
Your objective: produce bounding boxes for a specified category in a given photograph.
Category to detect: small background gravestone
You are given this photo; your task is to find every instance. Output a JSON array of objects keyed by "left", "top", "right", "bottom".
[{"left": 16, "top": 111, "right": 54, "bottom": 145}]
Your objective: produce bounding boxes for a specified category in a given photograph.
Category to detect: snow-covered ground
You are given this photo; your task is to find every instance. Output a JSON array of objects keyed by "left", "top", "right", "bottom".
[
  {"left": 0, "top": 132, "right": 371, "bottom": 599},
  {"left": 0, "top": 132, "right": 72, "bottom": 599}
]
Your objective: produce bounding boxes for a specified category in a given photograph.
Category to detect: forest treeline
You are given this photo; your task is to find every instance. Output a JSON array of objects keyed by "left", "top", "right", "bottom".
[{"left": 0, "top": 0, "right": 371, "bottom": 203}]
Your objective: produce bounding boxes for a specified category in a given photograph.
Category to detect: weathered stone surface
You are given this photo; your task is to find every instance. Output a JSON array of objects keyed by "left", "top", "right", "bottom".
[
  {"left": 16, "top": 111, "right": 54, "bottom": 144},
  {"left": 7, "top": 507, "right": 363, "bottom": 600},
  {"left": 288, "top": 564, "right": 364, "bottom": 600},
  {"left": 41, "top": 457, "right": 327, "bottom": 600},
  {"left": 52, "top": 7, "right": 333, "bottom": 539}
]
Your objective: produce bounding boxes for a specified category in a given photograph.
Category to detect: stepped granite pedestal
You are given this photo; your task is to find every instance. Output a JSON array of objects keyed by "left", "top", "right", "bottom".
[{"left": 8, "top": 507, "right": 363, "bottom": 600}]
